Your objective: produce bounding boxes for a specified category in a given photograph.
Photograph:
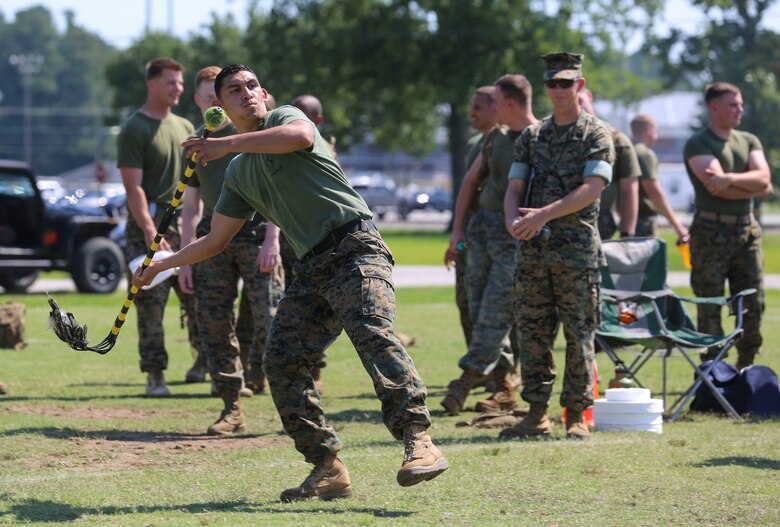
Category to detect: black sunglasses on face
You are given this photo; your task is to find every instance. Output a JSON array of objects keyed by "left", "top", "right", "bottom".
[{"left": 544, "top": 78, "right": 577, "bottom": 89}]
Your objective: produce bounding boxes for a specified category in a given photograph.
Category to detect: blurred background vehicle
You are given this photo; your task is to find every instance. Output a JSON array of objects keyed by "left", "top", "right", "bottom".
[
  {"left": 0, "top": 159, "right": 125, "bottom": 293},
  {"left": 348, "top": 172, "right": 401, "bottom": 220},
  {"left": 398, "top": 187, "right": 452, "bottom": 220}
]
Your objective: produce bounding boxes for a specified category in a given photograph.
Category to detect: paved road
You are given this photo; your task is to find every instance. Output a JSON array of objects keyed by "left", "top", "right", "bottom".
[{"left": 16, "top": 267, "right": 780, "bottom": 294}]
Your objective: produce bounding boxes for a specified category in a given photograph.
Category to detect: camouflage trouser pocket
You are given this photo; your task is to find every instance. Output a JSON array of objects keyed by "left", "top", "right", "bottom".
[{"left": 358, "top": 263, "right": 396, "bottom": 323}]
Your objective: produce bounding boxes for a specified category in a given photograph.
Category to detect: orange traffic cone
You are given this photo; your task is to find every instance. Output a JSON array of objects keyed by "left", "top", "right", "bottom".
[{"left": 563, "top": 361, "right": 599, "bottom": 428}]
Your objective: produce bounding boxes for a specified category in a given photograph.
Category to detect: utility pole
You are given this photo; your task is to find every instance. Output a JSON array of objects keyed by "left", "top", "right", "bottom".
[{"left": 9, "top": 53, "right": 44, "bottom": 165}]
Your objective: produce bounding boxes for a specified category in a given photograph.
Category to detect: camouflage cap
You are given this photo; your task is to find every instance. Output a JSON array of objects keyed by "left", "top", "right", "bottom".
[{"left": 542, "top": 52, "right": 584, "bottom": 81}]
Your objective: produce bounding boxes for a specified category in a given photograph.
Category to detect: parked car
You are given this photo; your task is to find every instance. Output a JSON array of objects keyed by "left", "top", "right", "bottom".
[
  {"left": 348, "top": 173, "right": 400, "bottom": 220},
  {"left": 398, "top": 187, "right": 452, "bottom": 220},
  {"left": 0, "top": 159, "right": 125, "bottom": 293},
  {"left": 55, "top": 183, "right": 127, "bottom": 219}
]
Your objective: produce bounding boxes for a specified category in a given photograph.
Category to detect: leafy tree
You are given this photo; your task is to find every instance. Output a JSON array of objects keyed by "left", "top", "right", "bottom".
[
  {"left": 0, "top": 6, "right": 114, "bottom": 175},
  {"left": 646, "top": 0, "right": 780, "bottom": 188},
  {"left": 104, "top": 32, "right": 195, "bottom": 120}
]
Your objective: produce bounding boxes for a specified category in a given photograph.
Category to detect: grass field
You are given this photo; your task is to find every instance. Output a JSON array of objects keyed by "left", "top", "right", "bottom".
[{"left": 1, "top": 282, "right": 778, "bottom": 526}]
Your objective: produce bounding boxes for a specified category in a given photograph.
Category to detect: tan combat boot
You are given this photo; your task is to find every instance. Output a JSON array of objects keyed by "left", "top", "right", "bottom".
[
  {"left": 440, "top": 369, "right": 481, "bottom": 416},
  {"left": 565, "top": 409, "right": 590, "bottom": 440},
  {"left": 207, "top": 393, "right": 247, "bottom": 436},
  {"left": 280, "top": 457, "right": 353, "bottom": 502},
  {"left": 146, "top": 371, "right": 171, "bottom": 398},
  {"left": 397, "top": 424, "right": 449, "bottom": 487},
  {"left": 245, "top": 364, "right": 266, "bottom": 394},
  {"left": 498, "top": 402, "right": 552, "bottom": 439},
  {"left": 475, "top": 368, "right": 519, "bottom": 413},
  {"left": 184, "top": 361, "right": 207, "bottom": 383},
  {"left": 239, "top": 379, "right": 254, "bottom": 398}
]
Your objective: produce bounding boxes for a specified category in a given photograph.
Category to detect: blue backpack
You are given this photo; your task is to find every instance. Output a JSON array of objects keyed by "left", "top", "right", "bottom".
[
  {"left": 690, "top": 361, "right": 780, "bottom": 417},
  {"left": 739, "top": 365, "right": 780, "bottom": 417},
  {"left": 689, "top": 361, "right": 744, "bottom": 414}
]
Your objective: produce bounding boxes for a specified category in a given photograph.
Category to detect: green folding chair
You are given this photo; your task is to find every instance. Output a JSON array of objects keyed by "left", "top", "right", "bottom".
[{"left": 595, "top": 237, "right": 754, "bottom": 421}]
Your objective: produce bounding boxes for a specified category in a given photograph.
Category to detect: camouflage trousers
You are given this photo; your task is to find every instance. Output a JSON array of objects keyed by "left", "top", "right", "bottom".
[
  {"left": 635, "top": 214, "right": 658, "bottom": 237},
  {"left": 279, "top": 232, "right": 327, "bottom": 371},
  {"left": 193, "top": 220, "right": 284, "bottom": 393},
  {"left": 454, "top": 248, "right": 473, "bottom": 346},
  {"left": 515, "top": 262, "right": 600, "bottom": 411},
  {"left": 690, "top": 215, "right": 764, "bottom": 359},
  {"left": 263, "top": 227, "right": 430, "bottom": 464},
  {"left": 125, "top": 209, "right": 201, "bottom": 373},
  {"left": 458, "top": 208, "right": 517, "bottom": 375}
]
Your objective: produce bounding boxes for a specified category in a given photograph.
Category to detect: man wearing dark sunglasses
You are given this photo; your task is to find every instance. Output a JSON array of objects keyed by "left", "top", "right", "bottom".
[{"left": 502, "top": 52, "right": 615, "bottom": 440}]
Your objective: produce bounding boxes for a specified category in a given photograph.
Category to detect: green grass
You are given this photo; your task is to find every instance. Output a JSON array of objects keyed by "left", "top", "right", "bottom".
[
  {"left": 0, "top": 286, "right": 778, "bottom": 526},
  {"left": 382, "top": 228, "right": 780, "bottom": 273}
]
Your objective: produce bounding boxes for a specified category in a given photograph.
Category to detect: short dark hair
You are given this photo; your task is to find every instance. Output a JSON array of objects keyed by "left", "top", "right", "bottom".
[
  {"left": 474, "top": 85, "right": 494, "bottom": 103},
  {"left": 494, "top": 74, "right": 532, "bottom": 106},
  {"left": 630, "top": 114, "right": 656, "bottom": 137},
  {"left": 145, "top": 57, "right": 184, "bottom": 80},
  {"left": 705, "top": 82, "right": 740, "bottom": 104},
  {"left": 215, "top": 64, "right": 256, "bottom": 98}
]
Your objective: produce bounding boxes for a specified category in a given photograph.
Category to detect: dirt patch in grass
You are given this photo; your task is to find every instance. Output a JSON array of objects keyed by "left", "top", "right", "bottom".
[
  {"left": 4, "top": 404, "right": 289, "bottom": 471},
  {"left": 4, "top": 404, "right": 182, "bottom": 420}
]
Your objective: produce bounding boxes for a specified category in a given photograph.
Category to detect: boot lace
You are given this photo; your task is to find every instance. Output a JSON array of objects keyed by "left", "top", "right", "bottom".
[
  {"left": 403, "top": 429, "right": 426, "bottom": 463},
  {"left": 303, "top": 464, "right": 330, "bottom": 489}
]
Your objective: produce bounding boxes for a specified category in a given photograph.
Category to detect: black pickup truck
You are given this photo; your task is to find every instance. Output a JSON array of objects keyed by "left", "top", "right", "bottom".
[{"left": 0, "top": 159, "right": 124, "bottom": 293}]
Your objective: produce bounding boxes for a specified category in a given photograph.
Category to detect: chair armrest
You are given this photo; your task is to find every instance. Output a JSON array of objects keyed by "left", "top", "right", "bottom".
[{"left": 601, "top": 288, "right": 673, "bottom": 303}]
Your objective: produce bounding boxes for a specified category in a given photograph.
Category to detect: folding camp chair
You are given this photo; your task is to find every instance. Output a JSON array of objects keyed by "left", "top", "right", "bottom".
[{"left": 595, "top": 237, "right": 755, "bottom": 421}]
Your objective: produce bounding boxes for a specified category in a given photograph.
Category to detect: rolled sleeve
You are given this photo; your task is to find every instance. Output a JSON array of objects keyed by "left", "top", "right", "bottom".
[
  {"left": 584, "top": 159, "right": 613, "bottom": 184},
  {"left": 508, "top": 162, "right": 531, "bottom": 181}
]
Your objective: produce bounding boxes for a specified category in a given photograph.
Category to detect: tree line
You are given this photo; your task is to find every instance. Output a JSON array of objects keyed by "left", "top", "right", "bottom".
[{"left": 0, "top": 0, "right": 778, "bottom": 192}]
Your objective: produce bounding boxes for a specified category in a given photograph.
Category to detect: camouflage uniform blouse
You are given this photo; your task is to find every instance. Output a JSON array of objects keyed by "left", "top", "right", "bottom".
[{"left": 511, "top": 111, "right": 614, "bottom": 269}]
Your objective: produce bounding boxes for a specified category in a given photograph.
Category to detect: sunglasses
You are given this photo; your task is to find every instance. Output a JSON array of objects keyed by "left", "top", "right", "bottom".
[{"left": 544, "top": 78, "right": 578, "bottom": 89}]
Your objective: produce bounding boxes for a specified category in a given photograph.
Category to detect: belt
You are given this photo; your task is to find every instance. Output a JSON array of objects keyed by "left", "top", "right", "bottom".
[
  {"left": 301, "top": 218, "right": 376, "bottom": 261},
  {"left": 697, "top": 211, "right": 753, "bottom": 225}
]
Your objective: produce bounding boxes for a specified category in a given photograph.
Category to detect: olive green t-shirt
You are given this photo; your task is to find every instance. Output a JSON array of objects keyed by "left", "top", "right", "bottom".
[
  {"left": 684, "top": 127, "right": 763, "bottom": 215},
  {"left": 215, "top": 106, "right": 372, "bottom": 258},
  {"left": 478, "top": 125, "right": 521, "bottom": 213},
  {"left": 116, "top": 111, "right": 195, "bottom": 204},
  {"left": 188, "top": 123, "right": 239, "bottom": 215},
  {"left": 634, "top": 142, "right": 659, "bottom": 217},
  {"left": 600, "top": 127, "right": 640, "bottom": 210},
  {"left": 465, "top": 132, "right": 486, "bottom": 172}
]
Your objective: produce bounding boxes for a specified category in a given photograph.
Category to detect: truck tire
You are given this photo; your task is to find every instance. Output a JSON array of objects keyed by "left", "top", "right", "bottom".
[
  {"left": 71, "top": 237, "right": 125, "bottom": 294},
  {"left": 0, "top": 270, "right": 40, "bottom": 293}
]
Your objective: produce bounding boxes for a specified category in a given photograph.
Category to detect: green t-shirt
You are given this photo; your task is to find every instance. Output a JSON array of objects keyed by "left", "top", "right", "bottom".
[
  {"left": 478, "top": 126, "right": 521, "bottom": 213},
  {"left": 600, "top": 127, "right": 640, "bottom": 211},
  {"left": 465, "top": 132, "right": 486, "bottom": 172},
  {"left": 215, "top": 106, "right": 372, "bottom": 258},
  {"left": 116, "top": 111, "right": 195, "bottom": 204},
  {"left": 511, "top": 111, "right": 614, "bottom": 268},
  {"left": 188, "top": 123, "right": 239, "bottom": 215},
  {"left": 684, "top": 127, "right": 763, "bottom": 215},
  {"left": 634, "top": 142, "right": 659, "bottom": 217}
]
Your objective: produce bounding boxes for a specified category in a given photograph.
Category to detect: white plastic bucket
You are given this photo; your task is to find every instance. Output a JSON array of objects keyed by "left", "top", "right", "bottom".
[{"left": 594, "top": 388, "right": 664, "bottom": 433}]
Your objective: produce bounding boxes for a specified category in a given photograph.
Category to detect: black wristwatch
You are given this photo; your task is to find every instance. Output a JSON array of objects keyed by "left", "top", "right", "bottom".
[{"left": 620, "top": 231, "right": 634, "bottom": 239}]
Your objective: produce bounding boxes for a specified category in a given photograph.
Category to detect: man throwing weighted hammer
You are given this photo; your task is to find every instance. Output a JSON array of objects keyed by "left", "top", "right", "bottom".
[{"left": 132, "top": 64, "right": 448, "bottom": 501}]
